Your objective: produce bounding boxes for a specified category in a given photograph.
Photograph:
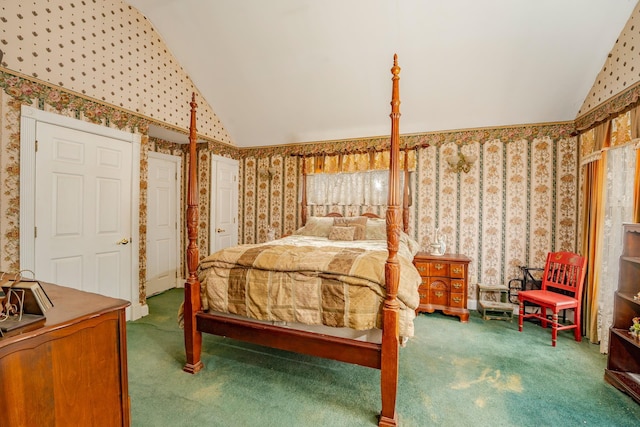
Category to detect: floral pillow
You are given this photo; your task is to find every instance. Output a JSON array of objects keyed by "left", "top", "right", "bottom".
[
  {"left": 333, "top": 216, "right": 367, "bottom": 240},
  {"left": 328, "top": 225, "right": 356, "bottom": 241}
]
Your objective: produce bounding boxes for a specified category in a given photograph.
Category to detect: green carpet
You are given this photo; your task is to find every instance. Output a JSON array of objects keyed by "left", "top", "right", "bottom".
[{"left": 127, "top": 289, "right": 640, "bottom": 426}]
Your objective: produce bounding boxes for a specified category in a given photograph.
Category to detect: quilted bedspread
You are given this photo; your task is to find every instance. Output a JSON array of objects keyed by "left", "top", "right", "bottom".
[{"left": 198, "top": 235, "right": 422, "bottom": 337}]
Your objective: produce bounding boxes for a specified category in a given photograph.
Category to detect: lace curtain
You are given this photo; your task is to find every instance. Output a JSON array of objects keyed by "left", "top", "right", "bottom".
[
  {"left": 599, "top": 143, "right": 637, "bottom": 353},
  {"left": 306, "top": 170, "right": 409, "bottom": 206}
]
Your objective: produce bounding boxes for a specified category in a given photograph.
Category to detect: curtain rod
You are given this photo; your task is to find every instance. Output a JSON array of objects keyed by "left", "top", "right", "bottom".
[{"left": 290, "top": 143, "right": 428, "bottom": 157}]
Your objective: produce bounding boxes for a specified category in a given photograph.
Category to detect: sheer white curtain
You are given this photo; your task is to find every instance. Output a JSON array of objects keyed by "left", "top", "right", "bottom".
[
  {"left": 599, "top": 143, "right": 637, "bottom": 353},
  {"left": 306, "top": 170, "right": 407, "bottom": 206}
]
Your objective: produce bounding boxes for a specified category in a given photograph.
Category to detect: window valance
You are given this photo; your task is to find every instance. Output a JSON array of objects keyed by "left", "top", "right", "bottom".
[{"left": 303, "top": 150, "right": 416, "bottom": 174}]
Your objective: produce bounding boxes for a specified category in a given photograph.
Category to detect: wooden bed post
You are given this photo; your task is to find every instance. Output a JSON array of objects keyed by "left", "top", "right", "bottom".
[
  {"left": 379, "top": 54, "right": 401, "bottom": 427},
  {"left": 183, "top": 93, "right": 204, "bottom": 374},
  {"left": 402, "top": 149, "right": 410, "bottom": 234},
  {"left": 301, "top": 155, "right": 308, "bottom": 226}
]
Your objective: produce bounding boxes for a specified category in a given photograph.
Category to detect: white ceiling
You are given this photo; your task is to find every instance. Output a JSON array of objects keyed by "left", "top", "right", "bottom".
[{"left": 128, "top": 0, "right": 638, "bottom": 147}]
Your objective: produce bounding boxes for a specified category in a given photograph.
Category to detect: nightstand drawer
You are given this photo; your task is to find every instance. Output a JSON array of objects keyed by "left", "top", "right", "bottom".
[
  {"left": 451, "top": 279, "right": 465, "bottom": 293},
  {"left": 418, "top": 283, "right": 429, "bottom": 304},
  {"left": 450, "top": 263, "right": 466, "bottom": 278},
  {"left": 450, "top": 294, "right": 465, "bottom": 308},
  {"left": 414, "top": 262, "right": 429, "bottom": 276},
  {"left": 429, "top": 262, "right": 449, "bottom": 277},
  {"left": 430, "top": 289, "right": 449, "bottom": 306}
]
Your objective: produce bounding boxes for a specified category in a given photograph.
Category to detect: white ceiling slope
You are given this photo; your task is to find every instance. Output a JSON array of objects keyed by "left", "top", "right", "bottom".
[{"left": 128, "top": 0, "right": 637, "bottom": 147}]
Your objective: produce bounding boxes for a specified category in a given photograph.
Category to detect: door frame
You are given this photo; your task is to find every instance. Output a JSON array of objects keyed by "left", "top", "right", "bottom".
[
  {"left": 19, "top": 105, "right": 146, "bottom": 320},
  {"left": 146, "top": 151, "right": 182, "bottom": 292}
]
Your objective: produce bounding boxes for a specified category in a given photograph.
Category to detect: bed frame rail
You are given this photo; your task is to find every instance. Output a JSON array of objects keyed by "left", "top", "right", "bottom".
[{"left": 196, "top": 313, "right": 382, "bottom": 368}]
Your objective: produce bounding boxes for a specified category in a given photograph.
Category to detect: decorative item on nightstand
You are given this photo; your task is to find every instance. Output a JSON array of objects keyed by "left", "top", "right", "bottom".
[
  {"left": 428, "top": 228, "right": 447, "bottom": 256},
  {"left": 413, "top": 252, "right": 471, "bottom": 322}
]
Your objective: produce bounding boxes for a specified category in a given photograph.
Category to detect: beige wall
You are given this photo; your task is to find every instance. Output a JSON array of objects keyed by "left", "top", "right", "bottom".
[
  {"left": 0, "top": 0, "right": 232, "bottom": 144},
  {"left": 578, "top": 1, "right": 640, "bottom": 120}
]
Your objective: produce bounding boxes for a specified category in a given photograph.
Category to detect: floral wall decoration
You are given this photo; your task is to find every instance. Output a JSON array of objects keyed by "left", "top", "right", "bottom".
[
  {"left": 0, "top": 0, "right": 617, "bottom": 311},
  {"left": 235, "top": 123, "right": 579, "bottom": 303},
  {"left": 0, "top": 70, "right": 150, "bottom": 133}
]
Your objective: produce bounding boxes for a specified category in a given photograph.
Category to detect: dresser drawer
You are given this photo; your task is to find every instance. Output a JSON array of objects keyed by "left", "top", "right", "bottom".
[
  {"left": 414, "top": 262, "right": 429, "bottom": 276},
  {"left": 450, "top": 293, "right": 465, "bottom": 308},
  {"left": 418, "top": 283, "right": 430, "bottom": 304},
  {"left": 429, "top": 278, "right": 449, "bottom": 306},
  {"left": 450, "top": 279, "right": 465, "bottom": 294},
  {"left": 430, "top": 289, "right": 449, "bottom": 306},
  {"left": 450, "top": 263, "right": 466, "bottom": 278},
  {"left": 429, "top": 261, "right": 449, "bottom": 277}
]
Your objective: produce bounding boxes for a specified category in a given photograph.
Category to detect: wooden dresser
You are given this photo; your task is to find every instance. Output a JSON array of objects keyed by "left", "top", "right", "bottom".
[
  {"left": 413, "top": 253, "right": 471, "bottom": 322},
  {"left": 0, "top": 283, "right": 131, "bottom": 426}
]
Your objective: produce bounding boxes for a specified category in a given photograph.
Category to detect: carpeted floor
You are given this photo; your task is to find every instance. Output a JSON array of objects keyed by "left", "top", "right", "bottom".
[{"left": 127, "top": 289, "right": 640, "bottom": 426}]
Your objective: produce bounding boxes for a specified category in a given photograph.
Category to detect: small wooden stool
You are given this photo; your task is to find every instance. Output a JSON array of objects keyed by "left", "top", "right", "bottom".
[{"left": 477, "top": 284, "right": 514, "bottom": 321}]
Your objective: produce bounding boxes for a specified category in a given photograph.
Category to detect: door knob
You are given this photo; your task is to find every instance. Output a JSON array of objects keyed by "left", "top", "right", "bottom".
[
  {"left": 216, "top": 228, "right": 225, "bottom": 233},
  {"left": 117, "top": 238, "right": 130, "bottom": 245}
]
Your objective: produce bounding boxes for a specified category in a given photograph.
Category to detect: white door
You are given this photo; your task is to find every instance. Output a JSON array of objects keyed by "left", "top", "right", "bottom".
[
  {"left": 210, "top": 155, "right": 239, "bottom": 252},
  {"left": 34, "top": 122, "right": 132, "bottom": 300},
  {"left": 146, "top": 153, "right": 180, "bottom": 296}
]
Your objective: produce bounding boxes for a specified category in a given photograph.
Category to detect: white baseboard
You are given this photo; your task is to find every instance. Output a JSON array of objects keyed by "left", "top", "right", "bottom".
[{"left": 127, "top": 301, "right": 149, "bottom": 321}]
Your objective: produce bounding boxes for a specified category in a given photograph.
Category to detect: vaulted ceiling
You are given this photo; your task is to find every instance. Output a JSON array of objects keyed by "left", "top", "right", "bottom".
[{"left": 127, "top": 0, "right": 638, "bottom": 147}]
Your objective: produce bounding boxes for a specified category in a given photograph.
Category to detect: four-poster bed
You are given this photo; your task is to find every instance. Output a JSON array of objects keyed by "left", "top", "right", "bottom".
[{"left": 182, "top": 55, "right": 417, "bottom": 426}]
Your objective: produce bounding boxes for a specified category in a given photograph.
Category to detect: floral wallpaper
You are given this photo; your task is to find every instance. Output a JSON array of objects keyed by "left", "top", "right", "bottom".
[
  {"left": 0, "top": 70, "right": 236, "bottom": 303},
  {"left": 236, "top": 124, "right": 579, "bottom": 302},
  {"left": 3, "top": 0, "right": 634, "bottom": 309}
]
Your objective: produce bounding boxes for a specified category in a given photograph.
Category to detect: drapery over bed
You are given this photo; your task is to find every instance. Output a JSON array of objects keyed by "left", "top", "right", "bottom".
[{"left": 198, "top": 234, "right": 421, "bottom": 337}]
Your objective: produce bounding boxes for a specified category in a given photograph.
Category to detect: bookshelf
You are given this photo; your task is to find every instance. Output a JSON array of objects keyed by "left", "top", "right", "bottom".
[{"left": 605, "top": 223, "right": 640, "bottom": 403}]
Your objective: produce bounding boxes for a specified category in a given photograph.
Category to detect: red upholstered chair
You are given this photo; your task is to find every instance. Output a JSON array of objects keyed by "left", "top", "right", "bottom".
[{"left": 518, "top": 251, "right": 587, "bottom": 347}]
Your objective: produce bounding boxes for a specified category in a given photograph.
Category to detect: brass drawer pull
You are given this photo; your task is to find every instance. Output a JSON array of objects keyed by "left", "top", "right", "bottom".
[
  {"left": 435, "top": 291, "right": 444, "bottom": 298},
  {"left": 417, "top": 266, "right": 426, "bottom": 272},
  {"left": 419, "top": 293, "right": 427, "bottom": 299},
  {"left": 452, "top": 283, "right": 462, "bottom": 289},
  {"left": 434, "top": 263, "right": 444, "bottom": 270},
  {"left": 452, "top": 297, "right": 461, "bottom": 303},
  {"left": 452, "top": 267, "right": 463, "bottom": 274}
]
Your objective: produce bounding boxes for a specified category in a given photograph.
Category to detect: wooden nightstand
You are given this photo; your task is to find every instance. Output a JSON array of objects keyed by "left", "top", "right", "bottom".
[{"left": 413, "top": 252, "right": 471, "bottom": 322}]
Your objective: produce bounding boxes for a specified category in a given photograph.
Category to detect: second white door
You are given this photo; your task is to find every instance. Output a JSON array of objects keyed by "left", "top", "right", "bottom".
[
  {"left": 210, "top": 155, "right": 239, "bottom": 252},
  {"left": 146, "top": 153, "right": 180, "bottom": 296}
]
